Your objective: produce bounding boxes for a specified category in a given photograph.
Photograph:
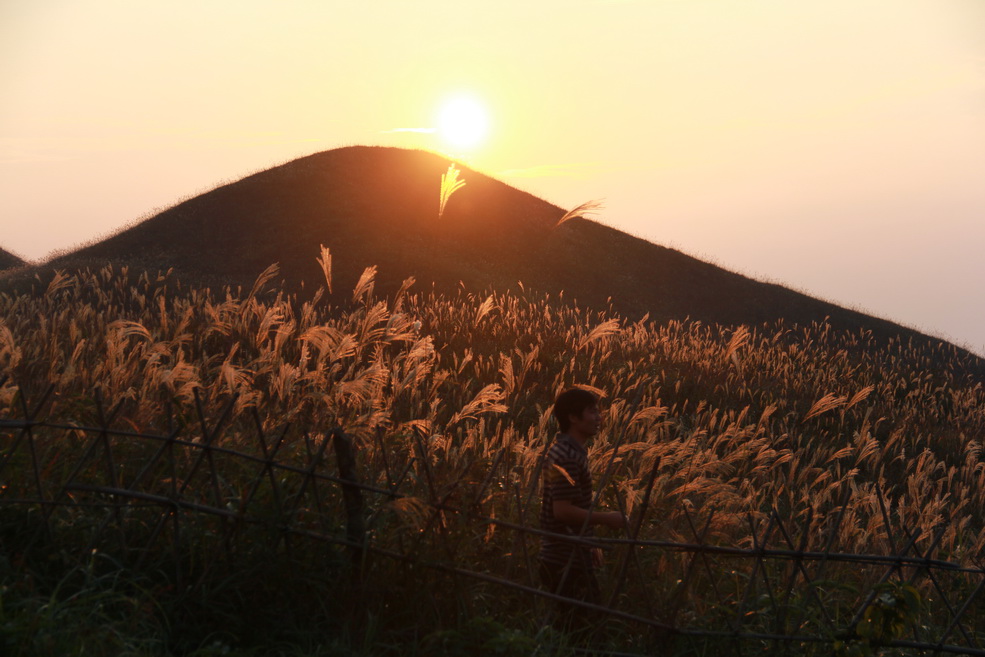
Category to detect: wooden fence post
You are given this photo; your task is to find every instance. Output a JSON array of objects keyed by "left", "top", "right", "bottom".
[{"left": 332, "top": 430, "right": 365, "bottom": 567}]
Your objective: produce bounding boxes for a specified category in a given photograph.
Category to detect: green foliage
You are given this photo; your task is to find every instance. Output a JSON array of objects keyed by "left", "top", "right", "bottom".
[
  {"left": 422, "top": 617, "right": 538, "bottom": 657},
  {"left": 834, "top": 582, "right": 923, "bottom": 657},
  {"left": 0, "top": 550, "right": 168, "bottom": 657}
]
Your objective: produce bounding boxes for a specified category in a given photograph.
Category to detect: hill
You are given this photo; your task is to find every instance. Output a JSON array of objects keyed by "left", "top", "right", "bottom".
[
  {"left": 0, "top": 247, "right": 25, "bottom": 271},
  {"left": 7, "top": 145, "right": 981, "bottom": 371},
  {"left": 3, "top": 147, "right": 984, "bottom": 654}
]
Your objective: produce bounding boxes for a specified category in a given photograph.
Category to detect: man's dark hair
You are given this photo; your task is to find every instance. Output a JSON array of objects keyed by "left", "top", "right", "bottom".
[{"left": 553, "top": 387, "right": 600, "bottom": 432}]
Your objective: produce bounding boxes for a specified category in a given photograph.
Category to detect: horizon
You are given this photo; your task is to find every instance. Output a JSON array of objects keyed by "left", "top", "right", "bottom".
[{"left": 2, "top": 0, "right": 984, "bottom": 355}]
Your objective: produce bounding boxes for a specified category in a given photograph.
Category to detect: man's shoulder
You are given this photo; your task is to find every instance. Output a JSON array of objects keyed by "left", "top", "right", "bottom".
[{"left": 547, "top": 434, "right": 586, "bottom": 463}]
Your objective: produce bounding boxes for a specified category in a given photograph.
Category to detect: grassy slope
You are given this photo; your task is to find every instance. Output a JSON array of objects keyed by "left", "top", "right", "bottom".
[
  {"left": 0, "top": 247, "right": 25, "bottom": 271},
  {"left": 6, "top": 145, "right": 982, "bottom": 374}
]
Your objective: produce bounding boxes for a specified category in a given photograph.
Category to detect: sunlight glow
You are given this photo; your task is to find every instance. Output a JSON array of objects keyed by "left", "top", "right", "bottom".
[{"left": 436, "top": 96, "right": 489, "bottom": 150}]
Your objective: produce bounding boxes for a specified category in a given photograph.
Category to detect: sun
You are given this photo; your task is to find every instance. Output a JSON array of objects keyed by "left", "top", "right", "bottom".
[{"left": 436, "top": 96, "right": 489, "bottom": 151}]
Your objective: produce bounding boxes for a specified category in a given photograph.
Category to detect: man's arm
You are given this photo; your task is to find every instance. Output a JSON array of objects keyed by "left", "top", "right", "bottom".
[{"left": 553, "top": 499, "right": 627, "bottom": 530}]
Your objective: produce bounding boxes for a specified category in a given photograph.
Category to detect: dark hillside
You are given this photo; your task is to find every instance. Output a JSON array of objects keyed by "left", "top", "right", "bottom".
[
  {"left": 8, "top": 145, "right": 982, "bottom": 373},
  {"left": 38, "top": 147, "right": 554, "bottom": 291},
  {"left": 0, "top": 247, "right": 24, "bottom": 271}
]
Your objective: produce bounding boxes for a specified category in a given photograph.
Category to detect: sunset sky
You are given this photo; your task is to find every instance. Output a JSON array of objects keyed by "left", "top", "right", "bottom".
[{"left": 2, "top": 0, "right": 984, "bottom": 355}]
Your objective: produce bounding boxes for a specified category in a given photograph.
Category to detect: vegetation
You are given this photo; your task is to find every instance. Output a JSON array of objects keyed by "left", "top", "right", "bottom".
[
  {"left": 13, "top": 145, "right": 966, "bottom": 353},
  {"left": 1, "top": 261, "right": 983, "bottom": 655},
  {"left": 438, "top": 164, "right": 466, "bottom": 219},
  {"left": 0, "top": 247, "right": 25, "bottom": 272}
]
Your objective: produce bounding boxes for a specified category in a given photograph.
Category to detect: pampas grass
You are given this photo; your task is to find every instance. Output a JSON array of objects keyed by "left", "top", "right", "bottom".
[
  {"left": 2, "top": 256, "right": 984, "bottom": 651},
  {"left": 555, "top": 199, "right": 605, "bottom": 228},
  {"left": 438, "top": 163, "right": 466, "bottom": 218}
]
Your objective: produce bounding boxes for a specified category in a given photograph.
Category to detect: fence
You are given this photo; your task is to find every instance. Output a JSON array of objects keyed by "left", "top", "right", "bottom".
[{"left": 2, "top": 383, "right": 983, "bottom": 655}]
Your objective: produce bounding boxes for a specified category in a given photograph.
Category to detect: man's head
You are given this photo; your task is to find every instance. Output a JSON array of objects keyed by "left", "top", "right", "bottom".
[{"left": 553, "top": 387, "right": 601, "bottom": 437}]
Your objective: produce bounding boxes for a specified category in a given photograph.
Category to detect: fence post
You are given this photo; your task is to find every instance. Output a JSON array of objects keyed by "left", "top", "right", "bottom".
[{"left": 332, "top": 430, "right": 365, "bottom": 568}]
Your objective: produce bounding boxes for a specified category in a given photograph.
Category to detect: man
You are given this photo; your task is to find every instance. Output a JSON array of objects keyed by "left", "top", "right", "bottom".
[{"left": 539, "top": 387, "right": 627, "bottom": 616}]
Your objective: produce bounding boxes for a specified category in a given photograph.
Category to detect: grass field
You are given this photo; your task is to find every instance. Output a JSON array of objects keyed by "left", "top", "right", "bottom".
[{"left": 2, "top": 262, "right": 983, "bottom": 655}]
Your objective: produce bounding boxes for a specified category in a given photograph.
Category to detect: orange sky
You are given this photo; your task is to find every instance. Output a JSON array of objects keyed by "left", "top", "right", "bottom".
[{"left": 2, "top": 0, "right": 984, "bottom": 354}]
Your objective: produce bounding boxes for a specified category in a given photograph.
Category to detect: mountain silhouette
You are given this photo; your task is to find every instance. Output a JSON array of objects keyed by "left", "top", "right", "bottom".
[
  {"left": 0, "top": 247, "right": 25, "bottom": 271},
  {"left": 8, "top": 146, "right": 981, "bottom": 368}
]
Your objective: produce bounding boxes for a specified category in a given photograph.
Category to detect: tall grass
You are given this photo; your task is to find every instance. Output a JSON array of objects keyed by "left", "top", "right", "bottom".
[
  {"left": 1, "top": 262, "right": 983, "bottom": 652},
  {"left": 438, "top": 164, "right": 465, "bottom": 218}
]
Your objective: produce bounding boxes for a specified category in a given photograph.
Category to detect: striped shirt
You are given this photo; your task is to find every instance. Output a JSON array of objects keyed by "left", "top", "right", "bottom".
[{"left": 539, "top": 433, "right": 596, "bottom": 571}]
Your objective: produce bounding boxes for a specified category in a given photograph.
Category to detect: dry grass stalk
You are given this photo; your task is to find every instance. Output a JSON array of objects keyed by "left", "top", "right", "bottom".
[
  {"left": 316, "top": 244, "right": 332, "bottom": 293},
  {"left": 438, "top": 163, "right": 466, "bottom": 218},
  {"left": 555, "top": 199, "right": 604, "bottom": 228}
]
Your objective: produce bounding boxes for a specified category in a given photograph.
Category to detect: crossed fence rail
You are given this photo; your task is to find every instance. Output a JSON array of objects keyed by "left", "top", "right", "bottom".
[{"left": 1, "top": 382, "right": 983, "bottom": 655}]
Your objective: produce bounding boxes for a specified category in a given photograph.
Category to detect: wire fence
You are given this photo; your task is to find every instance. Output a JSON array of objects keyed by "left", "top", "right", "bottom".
[{"left": 1, "top": 383, "right": 983, "bottom": 655}]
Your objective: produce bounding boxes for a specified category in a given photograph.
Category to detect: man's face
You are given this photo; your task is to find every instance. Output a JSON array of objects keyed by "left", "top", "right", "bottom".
[{"left": 568, "top": 403, "right": 602, "bottom": 438}]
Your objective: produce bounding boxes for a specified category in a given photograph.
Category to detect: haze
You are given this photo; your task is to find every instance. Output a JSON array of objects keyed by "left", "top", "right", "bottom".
[{"left": 2, "top": 0, "right": 983, "bottom": 355}]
